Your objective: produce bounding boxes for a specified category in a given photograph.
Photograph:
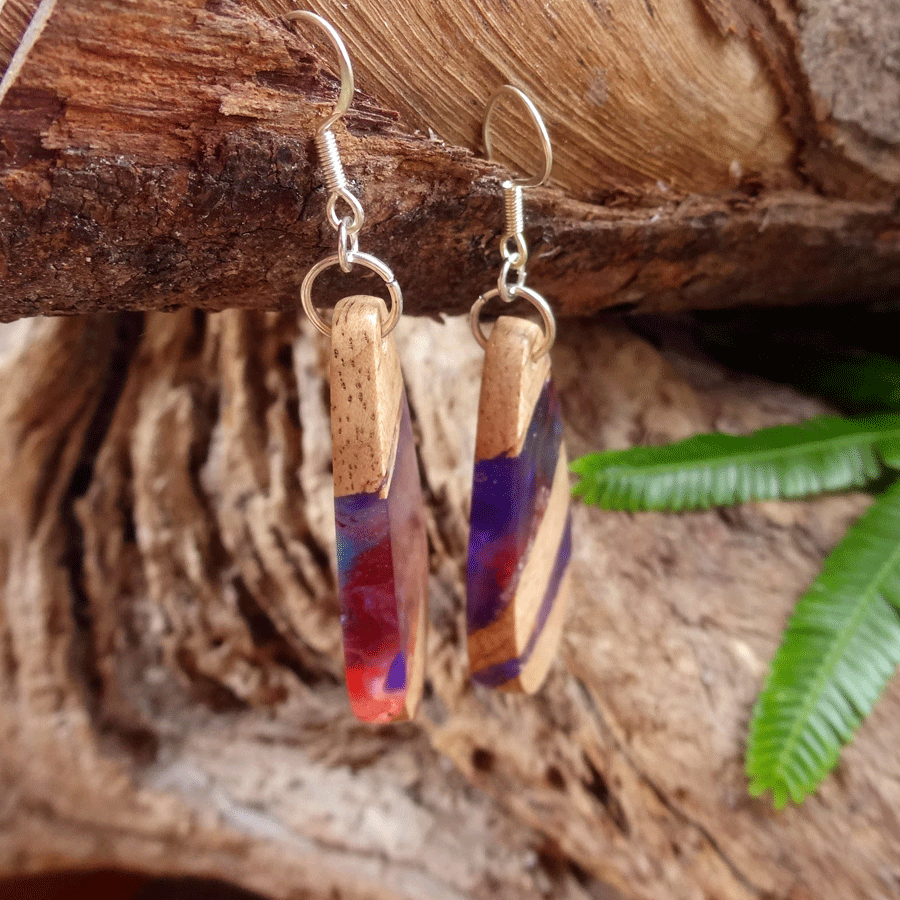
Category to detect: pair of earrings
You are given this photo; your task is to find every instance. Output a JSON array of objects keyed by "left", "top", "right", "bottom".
[{"left": 289, "top": 13, "right": 572, "bottom": 722}]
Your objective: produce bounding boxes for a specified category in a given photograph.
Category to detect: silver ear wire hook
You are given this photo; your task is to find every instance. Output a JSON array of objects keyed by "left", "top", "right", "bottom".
[
  {"left": 483, "top": 85, "right": 553, "bottom": 189},
  {"left": 284, "top": 11, "right": 354, "bottom": 134},
  {"left": 287, "top": 11, "right": 402, "bottom": 338},
  {"left": 482, "top": 85, "right": 553, "bottom": 287},
  {"left": 285, "top": 10, "right": 364, "bottom": 242},
  {"left": 470, "top": 86, "right": 556, "bottom": 359}
]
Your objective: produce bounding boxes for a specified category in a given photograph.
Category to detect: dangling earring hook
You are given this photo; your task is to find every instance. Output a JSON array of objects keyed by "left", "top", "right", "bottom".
[
  {"left": 483, "top": 85, "right": 553, "bottom": 188},
  {"left": 470, "top": 86, "right": 556, "bottom": 359},
  {"left": 481, "top": 85, "right": 553, "bottom": 291},
  {"left": 284, "top": 10, "right": 354, "bottom": 134},
  {"left": 286, "top": 10, "right": 402, "bottom": 338},
  {"left": 285, "top": 9, "right": 364, "bottom": 250}
]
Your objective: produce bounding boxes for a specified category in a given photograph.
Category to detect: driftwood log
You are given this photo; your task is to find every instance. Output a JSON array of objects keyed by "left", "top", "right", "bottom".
[
  {"left": 0, "top": 0, "right": 898, "bottom": 319},
  {"left": 2, "top": 310, "right": 899, "bottom": 900},
  {"left": 1, "top": 1, "right": 900, "bottom": 899}
]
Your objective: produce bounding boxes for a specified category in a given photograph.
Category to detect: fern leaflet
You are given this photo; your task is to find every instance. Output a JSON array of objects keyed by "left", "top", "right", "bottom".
[
  {"left": 746, "top": 479, "right": 900, "bottom": 805},
  {"left": 571, "top": 414, "right": 900, "bottom": 511}
]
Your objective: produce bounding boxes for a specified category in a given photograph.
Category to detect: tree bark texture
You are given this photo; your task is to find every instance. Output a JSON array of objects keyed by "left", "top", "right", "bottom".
[
  {"left": 0, "top": 0, "right": 898, "bottom": 320},
  {"left": 1, "top": 308, "right": 898, "bottom": 900}
]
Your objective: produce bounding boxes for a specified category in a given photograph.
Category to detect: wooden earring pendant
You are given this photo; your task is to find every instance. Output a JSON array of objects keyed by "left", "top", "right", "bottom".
[
  {"left": 291, "top": 12, "right": 427, "bottom": 722},
  {"left": 467, "top": 87, "right": 572, "bottom": 692},
  {"left": 330, "top": 295, "right": 428, "bottom": 722}
]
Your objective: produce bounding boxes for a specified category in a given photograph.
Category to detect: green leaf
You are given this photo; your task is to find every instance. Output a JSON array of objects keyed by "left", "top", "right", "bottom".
[
  {"left": 571, "top": 415, "right": 900, "bottom": 512},
  {"left": 795, "top": 352, "right": 900, "bottom": 414},
  {"left": 746, "top": 480, "right": 900, "bottom": 806},
  {"left": 877, "top": 432, "right": 900, "bottom": 470}
]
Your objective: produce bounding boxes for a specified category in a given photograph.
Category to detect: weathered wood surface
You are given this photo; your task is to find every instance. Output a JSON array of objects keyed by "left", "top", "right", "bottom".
[
  {"left": 1, "top": 308, "right": 898, "bottom": 900},
  {"left": 0, "top": 0, "right": 898, "bottom": 321}
]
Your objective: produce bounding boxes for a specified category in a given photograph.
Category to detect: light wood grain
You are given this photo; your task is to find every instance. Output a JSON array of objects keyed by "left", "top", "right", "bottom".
[
  {"left": 401, "top": 579, "right": 427, "bottom": 721},
  {"left": 474, "top": 317, "right": 551, "bottom": 461},
  {"left": 511, "top": 448, "right": 572, "bottom": 693},
  {"left": 517, "top": 567, "right": 572, "bottom": 695},
  {"left": 329, "top": 295, "right": 403, "bottom": 498}
]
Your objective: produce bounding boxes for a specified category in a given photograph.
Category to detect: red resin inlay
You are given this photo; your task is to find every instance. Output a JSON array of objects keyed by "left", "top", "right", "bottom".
[{"left": 334, "top": 393, "right": 427, "bottom": 722}]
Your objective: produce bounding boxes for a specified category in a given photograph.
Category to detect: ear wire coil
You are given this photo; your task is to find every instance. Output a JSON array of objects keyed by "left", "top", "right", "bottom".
[
  {"left": 315, "top": 129, "right": 347, "bottom": 195},
  {"left": 503, "top": 183, "right": 524, "bottom": 241}
]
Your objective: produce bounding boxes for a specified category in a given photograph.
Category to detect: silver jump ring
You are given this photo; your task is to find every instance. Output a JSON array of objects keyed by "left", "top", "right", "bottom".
[
  {"left": 469, "top": 285, "right": 556, "bottom": 359},
  {"left": 301, "top": 252, "right": 403, "bottom": 338},
  {"left": 326, "top": 188, "right": 364, "bottom": 234}
]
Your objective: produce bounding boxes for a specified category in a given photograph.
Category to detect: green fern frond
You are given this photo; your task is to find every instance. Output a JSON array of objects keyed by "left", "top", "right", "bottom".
[
  {"left": 746, "top": 479, "right": 900, "bottom": 806},
  {"left": 571, "top": 415, "right": 900, "bottom": 512},
  {"left": 795, "top": 352, "right": 900, "bottom": 414}
]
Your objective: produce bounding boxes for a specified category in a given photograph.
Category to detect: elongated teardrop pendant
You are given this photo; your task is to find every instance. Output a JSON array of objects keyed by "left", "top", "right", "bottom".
[
  {"left": 467, "top": 316, "right": 573, "bottom": 692},
  {"left": 330, "top": 296, "right": 428, "bottom": 722}
]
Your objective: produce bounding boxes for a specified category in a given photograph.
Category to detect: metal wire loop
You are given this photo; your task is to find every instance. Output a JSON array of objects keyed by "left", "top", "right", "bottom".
[
  {"left": 470, "top": 285, "right": 556, "bottom": 359},
  {"left": 483, "top": 85, "right": 553, "bottom": 188},
  {"left": 503, "top": 181, "right": 525, "bottom": 234},
  {"left": 314, "top": 130, "right": 348, "bottom": 194},
  {"left": 501, "top": 181, "right": 527, "bottom": 267},
  {"left": 287, "top": 12, "right": 365, "bottom": 239},
  {"left": 301, "top": 252, "right": 403, "bottom": 338},
  {"left": 470, "top": 85, "right": 556, "bottom": 357},
  {"left": 287, "top": 12, "right": 404, "bottom": 339},
  {"left": 500, "top": 233, "right": 528, "bottom": 270},
  {"left": 337, "top": 218, "right": 359, "bottom": 273},
  {"left": 497, "top": 257, "right": 527, "bottom": 303},
  {"left": 326, "top": 188, "right": 364, "bottom": 234},
  {"left": 284, "top": 11, "right": 355, "bottom": 134}
]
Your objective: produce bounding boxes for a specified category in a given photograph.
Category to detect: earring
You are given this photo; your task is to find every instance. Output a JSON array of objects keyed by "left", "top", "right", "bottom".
[
  {"left": 288, "top": 12, "right": 428, "bottom": 723},
  {"left": 467, "top": 86, "right": 572, "bottom": 693}
]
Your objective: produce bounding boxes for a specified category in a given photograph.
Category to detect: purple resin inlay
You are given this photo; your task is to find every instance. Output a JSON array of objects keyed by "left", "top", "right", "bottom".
[
  {"left": 472, "top": 517, "right": 572, "bottom": 687},
  {"left": 335, "top": 392, "right": 427, "bottom": 722},
  {"left": 467, "top": 377, "right": 564, "bottom": 633}
]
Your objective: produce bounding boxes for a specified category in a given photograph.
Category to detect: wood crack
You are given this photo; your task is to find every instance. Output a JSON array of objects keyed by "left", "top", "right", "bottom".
[
  {"left": 574, "top": 678, "right": 769, "bottom": 899},
  {"left": 64, "top": 313, "right": 144, "bottom": 732}
]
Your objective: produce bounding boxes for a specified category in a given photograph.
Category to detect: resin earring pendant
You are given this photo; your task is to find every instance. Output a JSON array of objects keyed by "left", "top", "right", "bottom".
[
  {"left": 331, "top": 296, "right": 427, "bottom": 722},
  {"left": 289, "top": 11, "right": 428, "bottom": 721},
  {"left": 467, "top": 87, "right": 572, "bottom": 692},
  {"left": 467, "top": 316, "right": 572, "bottom": 692}
]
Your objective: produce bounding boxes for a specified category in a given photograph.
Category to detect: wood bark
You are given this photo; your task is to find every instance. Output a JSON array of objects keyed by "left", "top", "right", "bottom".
[
  {"left": 0, "top": 0, "right": 897, "bottom": 320},
  {"left": 1, "top": 308, "right": 899, "bottom": 900}
]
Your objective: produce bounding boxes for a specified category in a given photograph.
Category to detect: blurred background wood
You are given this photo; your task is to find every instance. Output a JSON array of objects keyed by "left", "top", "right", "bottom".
[
  {"left": 0, "top": 308, "right": 898, "bottom": 900},
  {"left": 0, "top": 0, "right": 897, "bottom": 320}
]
